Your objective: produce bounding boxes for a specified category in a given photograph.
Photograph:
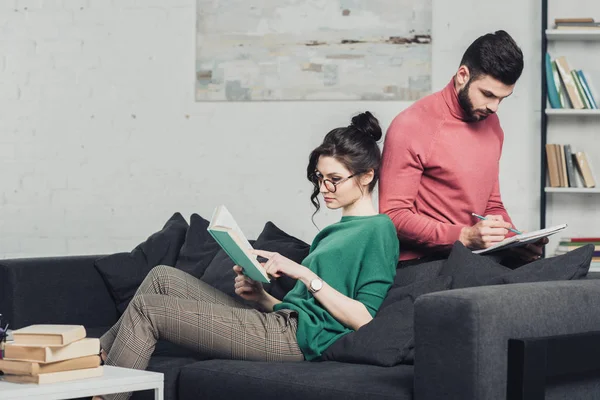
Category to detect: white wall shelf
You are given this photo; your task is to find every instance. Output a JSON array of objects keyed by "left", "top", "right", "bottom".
[
  {"left": 546, "top": 109, "right": 600, "bottom": 116},
  {"left": 546, "top": 29, "right": 600, "bottom": 41},
  {"left": 545, "top": 187, "right": 600, "bottom": 193}
]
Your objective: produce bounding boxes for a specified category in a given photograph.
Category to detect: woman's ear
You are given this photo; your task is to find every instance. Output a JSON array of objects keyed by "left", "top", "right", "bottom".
[{"left": 360, "top": 169, "right": 375, "bottom": 187}]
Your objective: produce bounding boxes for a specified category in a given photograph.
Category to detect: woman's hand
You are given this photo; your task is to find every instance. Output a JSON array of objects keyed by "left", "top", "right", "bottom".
[
  {"left": 251, "top": 250, "right": 309, "bottom": 281},
  {"left": 233, "top": 265, "right": 267, "bottom": 303}
]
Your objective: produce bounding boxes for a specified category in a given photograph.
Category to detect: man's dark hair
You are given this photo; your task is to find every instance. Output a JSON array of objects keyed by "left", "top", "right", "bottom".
[{"left": 459, "top": 30, "right": 524, "bottom": 85}]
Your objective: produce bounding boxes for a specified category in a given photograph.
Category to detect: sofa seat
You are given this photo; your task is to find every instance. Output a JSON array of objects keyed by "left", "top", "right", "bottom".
[{"left": 178, "top": 359, "right": 414, "bottom": 400}]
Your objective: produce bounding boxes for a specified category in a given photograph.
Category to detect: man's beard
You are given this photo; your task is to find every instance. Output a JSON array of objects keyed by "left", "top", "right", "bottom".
[{"left": 457, "top": 80, "right": 492, "bottom": 122}]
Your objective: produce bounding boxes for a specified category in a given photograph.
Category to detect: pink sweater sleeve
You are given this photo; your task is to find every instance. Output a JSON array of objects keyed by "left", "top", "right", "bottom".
[
  {"left": 379, "top": 117, "right": 464, "bottom": 250},
  {"left": 484, "top": 176, "right": 516, "bottom": 232}
]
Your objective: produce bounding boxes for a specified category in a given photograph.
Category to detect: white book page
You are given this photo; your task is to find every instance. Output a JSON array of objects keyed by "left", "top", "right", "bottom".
[{"left": 210, "top": 205, "right": 254, "bottom": 251}]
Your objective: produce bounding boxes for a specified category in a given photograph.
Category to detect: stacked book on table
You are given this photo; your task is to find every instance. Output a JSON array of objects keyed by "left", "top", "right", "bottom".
[
  {"left": 0, "top": 325, "right": 102, "bottom": 384},
  {"left": 555, "top": 237, "right": 600, "bottom": 272}
]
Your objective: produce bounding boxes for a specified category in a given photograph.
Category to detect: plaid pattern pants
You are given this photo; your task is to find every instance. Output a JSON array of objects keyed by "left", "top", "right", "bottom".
[{"left": 99, "top": 265, "right": 303, "bottom": 400}]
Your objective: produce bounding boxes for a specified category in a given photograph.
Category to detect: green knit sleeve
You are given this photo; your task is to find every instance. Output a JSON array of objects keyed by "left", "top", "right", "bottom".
[{"left": 354, "top": 219, "right": 398, "bottom": 316}]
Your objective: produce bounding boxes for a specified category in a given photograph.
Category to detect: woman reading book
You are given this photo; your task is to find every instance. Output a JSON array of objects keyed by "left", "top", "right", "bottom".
[{"left": 93, "top": 112, "right": 399, "bottom": 400}]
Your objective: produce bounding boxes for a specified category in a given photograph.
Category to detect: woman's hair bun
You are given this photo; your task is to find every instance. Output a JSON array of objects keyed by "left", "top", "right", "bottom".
[{"left": 351, "top": 111, "right": 382, "bottom": 141}]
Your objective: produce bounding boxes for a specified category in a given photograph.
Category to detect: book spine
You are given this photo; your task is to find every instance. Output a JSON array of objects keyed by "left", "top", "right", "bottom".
[
  {"left": 555, "top": 57, "right": 584, "bottom": 109},
  {"left": 571, "top": 70, "right": 591, "bottom": 109},
  {"left": 545, "top": 53, "right": 561, "bottom": 108},
  {"left": 545, "top": 144, "right": 560, "bottom": 187},
  {"left": 552, "top": 61, "right": 571, "bottom": 108},
  {"left": 577, "top": 71, "right": 598, "bottom": 109},
  {"left": 563, "top": 144, "right": 577, "bottom": 187}
]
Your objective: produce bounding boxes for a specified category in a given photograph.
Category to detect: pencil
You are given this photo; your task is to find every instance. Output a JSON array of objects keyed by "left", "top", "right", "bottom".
[{"left": 471, "top": 213, "right": 522, "bottom": 235}]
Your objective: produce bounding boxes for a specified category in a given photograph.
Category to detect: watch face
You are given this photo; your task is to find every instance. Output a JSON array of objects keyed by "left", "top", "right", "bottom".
[{"left": 311, "top": 279, "right": 323, "bottom": 292}]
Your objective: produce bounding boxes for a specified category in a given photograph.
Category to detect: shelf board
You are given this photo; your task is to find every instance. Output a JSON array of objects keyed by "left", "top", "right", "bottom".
[
  {"left": 546, "top": 109, "right": 600, "bottom": 116},
  {"left": 545, "top": 187, "right": 600, "bottom": 193},
  {"left": 546, "top": 29, "right": 600, "bottom": 41}
]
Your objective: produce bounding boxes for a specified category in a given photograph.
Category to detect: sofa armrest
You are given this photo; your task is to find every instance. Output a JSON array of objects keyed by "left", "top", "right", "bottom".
[
  {"left": 414, "top": 280, "right": 600, "bottom": 400},
  {"left": 0, "top": 255, "right": 118, "bottom": 329}
]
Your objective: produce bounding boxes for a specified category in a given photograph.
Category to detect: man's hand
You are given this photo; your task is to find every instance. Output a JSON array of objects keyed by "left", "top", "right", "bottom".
[
  {"left": 459, "top": 215, "right": 513, "bottom": 249},
  {"left": 509, "top": 237, "right": 549, "bottom": 262},
  {"left": 233, "top": 265, "right": 267, "bottom": 303}
]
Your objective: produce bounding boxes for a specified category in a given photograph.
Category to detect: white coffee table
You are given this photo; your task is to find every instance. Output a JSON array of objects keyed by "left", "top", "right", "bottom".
[{"left": 0, "top": 366, "right": 164, "bottom": 400}]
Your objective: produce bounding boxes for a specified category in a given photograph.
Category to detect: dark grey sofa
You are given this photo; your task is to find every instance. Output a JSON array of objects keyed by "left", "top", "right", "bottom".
[{"left": 2, "top": 255, "right": 600, "bottom": 400}]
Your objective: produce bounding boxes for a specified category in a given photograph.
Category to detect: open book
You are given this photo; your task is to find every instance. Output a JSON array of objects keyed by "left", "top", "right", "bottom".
[
  {"left": 207, "top": 205, "right": 270, "bottom": 283},
  {"left": 473, "top": 224, "right": 567, "bottom": 255}
]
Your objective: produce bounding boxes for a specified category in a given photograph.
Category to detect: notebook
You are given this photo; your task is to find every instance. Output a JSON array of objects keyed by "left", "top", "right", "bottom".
[{"left": 473, "top": 224, "right": 567, "bottom": 255}]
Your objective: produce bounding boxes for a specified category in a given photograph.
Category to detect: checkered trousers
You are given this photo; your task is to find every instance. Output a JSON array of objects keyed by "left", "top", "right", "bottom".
[{"left": 99, "top": 265, "right": 303, "bottom": 400}]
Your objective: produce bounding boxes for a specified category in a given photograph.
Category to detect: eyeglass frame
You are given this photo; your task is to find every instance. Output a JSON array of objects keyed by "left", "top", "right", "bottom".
[{"left": 312, "top": 171, "right": 362, "bottom": 193}]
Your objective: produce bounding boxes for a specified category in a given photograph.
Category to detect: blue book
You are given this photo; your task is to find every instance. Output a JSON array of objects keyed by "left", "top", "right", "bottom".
[
  {"left": 545, "top": 53, "right": 561, "bottom": 108},
  {"left": 577, "top": 70, "right": 598, "bottom": 109},
  {"left": 207, "top": 205, "right": 270, "bottom": 283}
]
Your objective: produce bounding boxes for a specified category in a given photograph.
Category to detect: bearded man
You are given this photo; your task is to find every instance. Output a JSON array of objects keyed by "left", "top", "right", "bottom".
[{"left": 379, "top": 30, "right": 546, "bottom": 267}]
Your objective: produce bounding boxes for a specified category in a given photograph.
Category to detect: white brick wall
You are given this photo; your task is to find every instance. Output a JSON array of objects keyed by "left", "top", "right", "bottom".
[
  {"left": 0, "top": 1, "right": 410, "bottom": 257},
  {"left": 5, "top": 0, "right": 592, "bottom": 258}
]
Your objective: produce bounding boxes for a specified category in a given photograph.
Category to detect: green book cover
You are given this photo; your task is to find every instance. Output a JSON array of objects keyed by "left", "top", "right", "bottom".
[{"left": 208, "top": 229, "right": 270, "bottom": 283}]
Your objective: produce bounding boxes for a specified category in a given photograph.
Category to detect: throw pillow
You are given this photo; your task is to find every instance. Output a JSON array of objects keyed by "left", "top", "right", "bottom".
[
  {"left": 199, "top": 241, "right": 257, "bottom": 302},
  {"left": 254, "top": 222, "right": 311, "bottom": 301},
  {"left": 174, "top": 213, "right": 221, "bottom": 278},
  {"left": 95, "top": 213, "right": 189, "bottom": 314},
  {"left": 439, "top": 241, "right": 511, "bottom": 289},
  {"left": 394, "top": 259, "right": 445, "bottom": 287},
  {"left": 320, "top": 276, "right": 452, "bottom": 367},
  {"left": 486, "top": 243, "right": 593, "bottom": 285}
]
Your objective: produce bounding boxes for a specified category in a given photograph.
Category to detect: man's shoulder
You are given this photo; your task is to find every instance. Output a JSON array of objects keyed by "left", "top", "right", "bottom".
[
  {"left": 392, "top": 90, "right": 445, "bottom": 124},
  {"left": 386, "top": 90, "right": 446, "bottom": 140}
]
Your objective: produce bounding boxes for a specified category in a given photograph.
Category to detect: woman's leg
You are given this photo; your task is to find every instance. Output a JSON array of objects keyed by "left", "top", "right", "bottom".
[
  {"left": 100, "top": 265, "right": 248, "bottom": 356},
  {"left": 102, "top": 294, "right": 302, "bottom": 400}
]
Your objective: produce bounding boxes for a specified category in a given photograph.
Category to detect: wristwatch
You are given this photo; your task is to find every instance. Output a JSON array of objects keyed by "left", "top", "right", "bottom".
[{"left": 308, "top": 278, "right": 323, "bottom": 294}]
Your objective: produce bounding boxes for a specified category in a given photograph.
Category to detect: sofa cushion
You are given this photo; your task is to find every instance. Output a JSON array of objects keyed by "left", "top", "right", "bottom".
[
  {"left": 487, "top": 244, "right": 593, "bottom": 285},
  {"left": 174, "top": 213, "right": 222, "bottom": 278},
  {"left": 201, "top": 221, "right": 310, "bottom": 303},
  {"left": 439, "top": 242, "right": 511, "bottom": 289},
  {"left": 394, "top": 259, "right": 445, "bottom": 286},
  {"left": 178, "top": 360, "right": 414, "bottom": 400},
  {"left": 94, "top": 213, "right": 189, "bottom": 314},
  {"left": 320, "top": 276, "right": 452, "bottom": 366}
]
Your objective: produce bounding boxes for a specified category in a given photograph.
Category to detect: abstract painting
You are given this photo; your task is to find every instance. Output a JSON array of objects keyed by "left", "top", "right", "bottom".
[{"left": 195, "top": 1, "right": 431, "bottom": 101}]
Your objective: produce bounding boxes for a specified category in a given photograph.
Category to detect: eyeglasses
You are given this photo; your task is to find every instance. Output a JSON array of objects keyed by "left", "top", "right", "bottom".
[{"left": 313, "top": 172, "right": 359, "bottom": 193}]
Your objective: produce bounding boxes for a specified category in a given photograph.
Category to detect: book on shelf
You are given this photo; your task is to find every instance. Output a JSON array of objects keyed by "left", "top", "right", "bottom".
[
  {"left": 545, "top": 53, "right": 562, "bottom": 109},
  {"left": 0, "top": 366, "right": 103, "bottom": 384},
  {"left": 555, "top": 56, "right": 585, "bottom": 109},
  {"left": 11, "top": 325, "right": 86, "bottom": 347},
  {"left": 554, "top": 17, "right": 600, "bottom": 29},
  {"left": 563, "top": 145, "right": 578, "bottom": 188},
  {"left": 552, "top": 60, "right": 571, "bottom": 108},
  {"left": 571, "top": 70, "right": 592, "bottom": 109},
  {"left": 0, "top": 355, "right": 100, "bottom": 376},
  {"left": 574, "top": 152, "right": 596, "bottom": 188},
  {"left": 545, "top": 144, "right": 560, "bottom": 187},
  {"left": 546, "top": 144, "right": 596, "bottom": 189},
  {"left": 207, "top": 205, "right": 270, "bottom": 283},
  {"left": 554, "top": 18, "right": 595, "bottom": 24},
  {"left": 562, "top": 237, "right": 600, "bottom": 243},
  {"left": 3, "top": 338, "right": 100, "bottom": 363},
  {"left": 577, "top": 71, "right": 598, "bottom": 109}
]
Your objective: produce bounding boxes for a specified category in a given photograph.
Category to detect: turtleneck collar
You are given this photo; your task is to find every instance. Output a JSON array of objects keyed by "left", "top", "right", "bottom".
[{"left": 441, "top": 77, "right": 469, "bottom": 121}]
